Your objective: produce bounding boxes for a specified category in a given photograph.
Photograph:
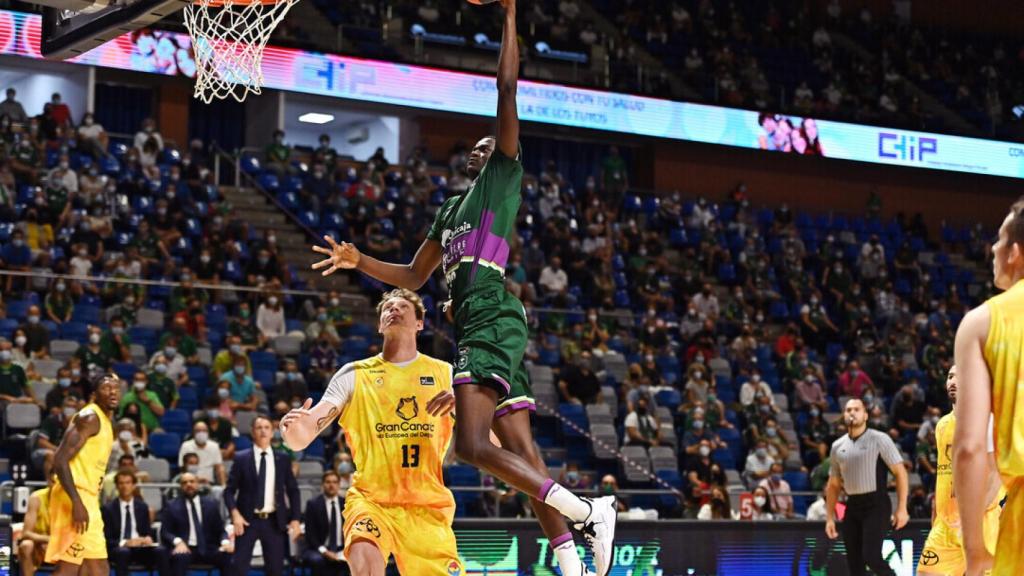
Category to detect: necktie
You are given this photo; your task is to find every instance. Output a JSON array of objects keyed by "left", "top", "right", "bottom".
[
  {"left": 328, "top": 499, "right": 339, "bottom": 551},
  {"left": 189, "top": 498, "right": 206, "bottom": 551},
  {"left": 255, "top": 451, "right": 268, "bottom": 511},
  {"left": 123, "top": 503, "right": 133, "bottom": 541}
]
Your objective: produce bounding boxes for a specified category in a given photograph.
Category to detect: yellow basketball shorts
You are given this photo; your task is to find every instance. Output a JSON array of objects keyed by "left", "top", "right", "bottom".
[
  {"left": 993, "top": 481, "right": 1024, "bottom": 576},
  {"left": 343, "top": 491, "right": 463, "bottom": 576},
  {"left": 44, "top": 487, "right": 106, "bottom": 565},
  {"left": 918, "top": 506, "right": 1000, "bottom": 575}
]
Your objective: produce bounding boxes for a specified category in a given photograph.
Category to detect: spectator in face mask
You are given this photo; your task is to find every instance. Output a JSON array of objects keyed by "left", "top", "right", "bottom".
[
  {"left": 118, "top": 371, "right": 166, "bottom": 433},
  {"left": 101, "top": 317, "right": 133, "bottom": 363},
  {"left": 44, "top": 279, "right": 74, "bottom": 324},
  {"left": 76, "top": 111, "right": 108, "bottom": 160},
  {"left": 759, "top": 463, "right": 794, "bottom": 518},
  {"left": 305, "top": 306, "right": 341, "bottom": 348},
  {"left": 218, "top": 360, "right": 259, "bottom": 411},
  {"left": 18, "top": 305, "right": 51, "bottom": 357},
  {"left": 0, "top": 343, "right": 38, "bottom": 407},
  {"left": 558, "top": 462, "right": 591, "bottom": 491},
  {"left": 149, "top": 338, "right": 188, "bottom": 386},
  {"left": 212, "top": 335, "right": 251, "bottom": 382},
  {"left": 274, "top": 359, "right": 309, "bottom": 406},
  {"left": 146, "top": 360, "right": 178, "bottom": 410},
  {"left": 101, "top": 454, "right": 151, "bottom": 505},
  {"left": 335, "top": 452, "right": 354, "bottom": 491},
  {"left": 256, "top": 292, "right": 286, "bottom": 345},
  {"left": 749, "top": 486, "right": 776, "bottom": 520},
  {"left": 178, "top": 421, "right": 226, "bottom": 486},
  {"left": 739, "top": 370, "right": 773, "bottom": 407},
  {"left": 625, "top": 396, "right": 661, "bottom": 447},
  {"left": 109, "top": 418, "right": 150, "bottom": 467},
  {"left": 32, "top": 395, "right": 81, "bottom": 477},
  {"left": 208, "top": 379, "right": 237, "bottom": 422},
  {"left": 75, "top": 325, "right": 112, "bottom": 371},
  {"left": 160, "top": 317, "right": 200, "bottom": 364},
  {"left": 199, "top": 397, "right": 235, "bottom": 460},
  {"left": 45, "top": 367, "right": 85, "bottom": 410},
  {"left": 698, "top": 485, "right": 738, "bottom": 519},
  {"left": 558, "top": 351, "right": 602, "bottom": 405},
  {"left": 744, "top": 440, "right": 776, "bottom": 487},
  {"left": 596, "top": 475, "right": 628, "bottom": 512},
  {"left": 165, "top": 453, "right": 214, "bottom": 501}
]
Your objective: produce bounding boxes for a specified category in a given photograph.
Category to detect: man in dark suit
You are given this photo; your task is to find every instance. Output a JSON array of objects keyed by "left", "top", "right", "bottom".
[
  {"left": 160, "top": 472, "right": 229, "bottom": 576},
  {"left": 302, "top": 471, "right": 349, "bottom": 576},
  {"left": 224, "top": 414, "right": 301, "bottom": 576},
  {"left": 102, "top": 469, "right": 167, "bottom": 576}
]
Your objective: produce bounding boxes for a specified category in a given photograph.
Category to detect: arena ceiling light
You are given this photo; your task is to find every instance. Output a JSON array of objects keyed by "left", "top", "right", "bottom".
[{"left": 298, "top": 112, "right": 335, "bottom": 124}]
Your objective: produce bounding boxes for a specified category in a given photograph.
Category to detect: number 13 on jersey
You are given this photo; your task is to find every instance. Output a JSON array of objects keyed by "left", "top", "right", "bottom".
[{"left": 401, "top": 444, "right": 420, "bottom": 468}]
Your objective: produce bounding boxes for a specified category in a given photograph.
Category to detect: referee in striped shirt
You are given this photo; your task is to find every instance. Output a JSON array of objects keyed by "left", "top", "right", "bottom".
[{"left": 825, "top": 398, "right": 909, "bottom": 576}]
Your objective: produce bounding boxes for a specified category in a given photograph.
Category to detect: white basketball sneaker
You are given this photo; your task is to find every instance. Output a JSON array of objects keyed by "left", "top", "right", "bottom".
[{"left": 573, "top": 496, "right": 618, "bottom": 576}]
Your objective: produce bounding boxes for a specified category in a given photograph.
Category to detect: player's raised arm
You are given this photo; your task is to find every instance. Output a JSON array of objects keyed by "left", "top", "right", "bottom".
[
  {"left": 53, "top": 411, "right": 100, "bottom": 533},
  {"left": 312, "top": 234, "right": 442, "bottom": 290},
  {"left": 494, "top": 0, "right": 519, "bottom": 159},
  {"left": 953, "top": 304, "right": 995, "bottom": 572}
]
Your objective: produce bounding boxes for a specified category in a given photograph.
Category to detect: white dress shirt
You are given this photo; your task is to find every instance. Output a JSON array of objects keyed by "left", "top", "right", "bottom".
[
  {"left": 255, "top": 447, "right": 276, "bottom": 513},
  {"left": 175, "top": 495, "right": 203, "bottom": 547},
  {"left": 119, "top": 497, "right": 139, "bottom": 544},
  {"left": 318, "top": 496, "right": 344, "bottom": 554}
]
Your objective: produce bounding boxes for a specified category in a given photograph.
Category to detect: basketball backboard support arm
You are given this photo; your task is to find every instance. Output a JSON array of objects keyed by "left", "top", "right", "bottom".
[{"left": 41, "top": 0, "right": 189, "bottom": 60}]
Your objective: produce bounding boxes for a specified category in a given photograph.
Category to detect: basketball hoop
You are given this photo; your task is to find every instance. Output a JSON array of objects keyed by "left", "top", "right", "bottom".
[{"left": 183, "top": 0, "right": 297, "bottom": 103}]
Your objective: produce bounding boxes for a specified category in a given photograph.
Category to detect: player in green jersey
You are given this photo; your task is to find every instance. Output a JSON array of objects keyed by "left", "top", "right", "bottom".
[{"left": 310, "top": 1, "right": 617, "bottom": 573}]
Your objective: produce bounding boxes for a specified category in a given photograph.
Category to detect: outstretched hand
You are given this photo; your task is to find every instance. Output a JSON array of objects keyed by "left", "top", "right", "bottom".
[{"left": 311, "top": 235, "right": 360, "bottom": 276}]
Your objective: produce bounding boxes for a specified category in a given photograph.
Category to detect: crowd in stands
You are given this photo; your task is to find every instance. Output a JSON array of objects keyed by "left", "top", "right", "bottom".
[{"left": 0, "top": 81, "right": 999, "bottom": 576}]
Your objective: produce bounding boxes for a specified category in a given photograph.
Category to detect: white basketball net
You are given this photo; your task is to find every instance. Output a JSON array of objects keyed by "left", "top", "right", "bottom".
[{"left": 183, "top": 0, "right": 298, "bottom": 103}]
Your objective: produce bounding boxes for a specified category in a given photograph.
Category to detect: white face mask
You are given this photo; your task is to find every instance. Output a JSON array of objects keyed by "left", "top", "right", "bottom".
[
  {"left": 194, "top": 431, "right": 209, "bottom": 444},
  {"left": 119, "top": 430, "right": 133, "bottom": 442},
  {"left": 753, "top": 496, "right": 767, "bottom": 508}
]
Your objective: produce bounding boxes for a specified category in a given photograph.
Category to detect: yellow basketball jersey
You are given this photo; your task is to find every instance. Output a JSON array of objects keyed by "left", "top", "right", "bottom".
[
  {"left": 934, "top": 412, "right": 1006, "bottom": 526},
  {"left": 984, "top": 280, "right": 1024, "bottom": 484},
  {"left": 69, "top": 403, "right": 113, "bottom": 496},
  {"left": 934, "top": 413, "right": 959, "bottom": 525},
  {"left": 339, "top": 354, "right": 455, "bottom": 510},
  {"left": 31, "top": 487, "right": 51, "bottom": 535}
]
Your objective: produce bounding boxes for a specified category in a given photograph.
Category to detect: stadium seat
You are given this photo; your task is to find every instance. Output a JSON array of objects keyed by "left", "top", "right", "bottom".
[
  {"left": 161, "top": 409, "right": 192, "bottom": 436},
  {"left": 136, "top": 458, "right": 171, "bottom": 482},
  {"left": 148, "top": 432, "right": 181, "bottom": 460}
]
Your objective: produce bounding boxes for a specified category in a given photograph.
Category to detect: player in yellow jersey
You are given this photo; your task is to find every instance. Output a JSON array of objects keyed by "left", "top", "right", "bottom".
[
  {"left": 954, "top": 196, "right": 1024, "bottom": 576},
  {"left": 282, "top": 289, "right": 464, "bottom": 576},
  {"left": 18, "top": 475, "right": 55, "bottom": 576},
  {"left": 918, "top": 364, "right": 1004, "bottom": 576},
  {"left": 45, "top": 374, "right": 119, "bottom": 575}
]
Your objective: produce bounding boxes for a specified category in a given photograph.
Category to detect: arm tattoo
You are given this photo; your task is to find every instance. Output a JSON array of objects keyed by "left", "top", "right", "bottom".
[{"left": 316, "top": 406, "right": 339, "bottom": 433}]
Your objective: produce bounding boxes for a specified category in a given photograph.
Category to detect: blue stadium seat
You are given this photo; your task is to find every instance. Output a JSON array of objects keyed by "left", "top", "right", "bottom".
[
  {"left": 60, "top": 322, "right": 89, "bottom": 342},
  {"left": 235, "top": 435, "right": 253, "bottom": 452},
  {"left": 178, "top": 386, "right": 199, "bottom": 412},
  {"left": 161, "top": 409, "right": 192, "bottom": 436},
  {"left": 447, "top": 465, "right": 481, "bottom": 486},
  {"left": 558, "top": 404, "right": 588, "bottom": 438},
  {"left": 654, "top": 389, "right": 681, "bottom": 412},
  {"left": 304, "top": 438, "right": 326, "bottom": 461},
  {"left": 538, "top": 347, "right": 561, "bottom": 367},
  {"left": 186, "top": 365, "right": 209, "bottom": 389},
  {"left": 112, "top": 362, "right": 137, "bottom": 381},
  {"left": 250, "top": 351, "right": 279, "bottom": 372},
  {"left": 6, "top": 300, "right": 29, "bottom": 320},
  {"left": 149, "top": 432, "right": 182, "bottom": 460}
]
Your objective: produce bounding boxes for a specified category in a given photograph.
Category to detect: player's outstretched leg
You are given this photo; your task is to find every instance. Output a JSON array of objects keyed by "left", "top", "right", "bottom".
[
  {"left": 347, "top": 540, "right": 387, "bottom": 576},
  {"left": 493, "top": 410, "right": 593, "bottom": 576},
  {"left": 454, "top": 383, "right": 617, "bottom": 576}
]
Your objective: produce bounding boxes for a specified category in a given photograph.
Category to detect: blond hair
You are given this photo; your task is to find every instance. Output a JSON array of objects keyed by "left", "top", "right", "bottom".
[{"left": 376, "top": 288, "right": 426, "bottom": 320}]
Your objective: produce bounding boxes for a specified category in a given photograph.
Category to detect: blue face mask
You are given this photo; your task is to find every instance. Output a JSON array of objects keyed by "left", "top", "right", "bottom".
[
  {"left": 286, "top": 372, "right": 298, "bottom": 382},
  {"left": 234, "top": 365, "right": 245, "bottom": 375}
]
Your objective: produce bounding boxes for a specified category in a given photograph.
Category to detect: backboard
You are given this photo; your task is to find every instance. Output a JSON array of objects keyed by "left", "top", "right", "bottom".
[{"left": 40, "top": 0, "right": 188, "bottom": 59}]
